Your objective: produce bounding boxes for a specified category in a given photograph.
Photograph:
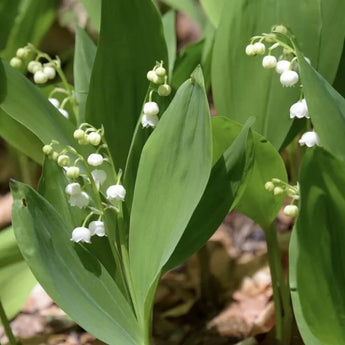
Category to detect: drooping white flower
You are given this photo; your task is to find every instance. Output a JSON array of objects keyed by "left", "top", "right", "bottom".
[
  {"left": 143, "top": 102, "right": 159, "bottom": 116},
  {"left": 65, "top": 166, "right": 80, "bottom": 179},
  {"left": 65, "top": 183, "right": 81, "bottom": 196},
  {"left": 262, "top": 55, "right": 277, "bottom": 69},
  {"left": 280, "top": 70, "right": 299, "bottom": 87},
  {"left": 106, "top": 184, "right": 126, "bottom": 201},
  {"left": 87, "top": 153, "right": 104, "bottom": 166},
  {"left": 245, "top": 44, "right": 256, "bottom": 56},
  {"left": 298, "top": 131, "right": 320, "bottom": 147},
  {"left": 27, "top": 61, "right": 42, "bottom": 73},
  {"left": 158, "top": 84, "right": 171, "bottom": 97},
  {"left": 283, "top": 205, "right": 298, "bottom": 217},
  {"left": 275, "top": 60, "right": 291, "bottom": 74},
  {"left": 253, "top": 42, "right": 265, "bottom": 55},
  {"left": 89, "top": 221, "right": 106, "bottom": 237},
  {"left": 59, "top": 108, "right": 69, "bottom": 118},
  {"left": 91, "top": 169, "right": 107, "bottom": 186},
  {"left": 87, "top": 132, "right": 102, "bottom": 146},
  {"left": 49, "top": 98, "right": 60, "bottom": 108},
  {"left": 290, "top": 99, "right": 310, "bottom": 119},
  {"left": 43, "top": 66, "right": 56, "bottom": 80},
  {"left": 34, "top": 70, "right": 48, "bottom": 84},
  {"left": 141, "top": 114, "right": 159, "bottom": 128},
  {"left": 71, "top": 227, "right": 91, "bottom": 243},
  {"left": 69, "top": 191, "right": 90, "bottom": 208}
]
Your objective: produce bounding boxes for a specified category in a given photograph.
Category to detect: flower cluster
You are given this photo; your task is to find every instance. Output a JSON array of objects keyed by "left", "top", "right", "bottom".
[
  {"left": 264, "top": 178, "right": 299, "bottom": 217},
  {"left": 245, "top": 25, "right": 320, "bottom": 148},
  {"left": 142, "top": 61, "right": 171, "bottom": 129},
  {"left": 42, "top": 124, "right": 126, "bottom": 244}
]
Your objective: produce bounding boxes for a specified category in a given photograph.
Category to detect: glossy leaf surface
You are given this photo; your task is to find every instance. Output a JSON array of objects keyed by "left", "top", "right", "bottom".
[
  {"left": 11, "top": 182, "right": 141, "bottom": 345},
  {"left": 86, "top": 0, "right": 168, "bottom": 170},
  {"left": 290, "top": 147, "right": 345, "bottom": 345},
  {"left": 129, "top": 67, "right": 212, "bottom": 312}
]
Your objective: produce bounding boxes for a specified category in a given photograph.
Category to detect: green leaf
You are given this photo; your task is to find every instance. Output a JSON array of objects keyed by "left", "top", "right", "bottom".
[
  {"left": 129, "top": 67, "right": 212, "bottom": 314},
  {"left": 290, "top": 147, "right": 345, "bottom": 345},
  {"left": 211, "top": 0, "right": 345, "bottom": 150},
  {"left": 0, "top": 59, "right": 75, "bottom": 146},
  {"left": 164, "top": 117, "right": 255, "bottom": 271},
  {"left": 80, "top": 0, "right": 101, "bottom": 31},
  {"left": 2, "top": 0, "right": 58, "bottom": 60},
  {"left": 0, "top": 227, "right": 36, "bottom": 322},
  {"left": 161, "top": 0, "right": 206, "bottom": 29},
  {"left": 11, "top": 181, "right": 142, "bottom": 345},
  {"left": 74, "top": 27, "right": 97, "bottom": 123},
  {"left": 199, "top": 0, "right": 225, "bottom": 27},
  {"left": 209, "top": 117, "right": 287, "bottom": 228},
  {"left": 294, "top": 44, "right": 345, "bottom": 163},
  {"left": 0, "top": 0, "right": 21, "bottom": 51},
  {"left": 162, "top": 10, "right": 176, "bottom": 77},
  {"left": 0, "top": 108, "right": 43, "bottom": 164},
  {"left": 86, "top": 0, "right": 168, "bottom": 171}
]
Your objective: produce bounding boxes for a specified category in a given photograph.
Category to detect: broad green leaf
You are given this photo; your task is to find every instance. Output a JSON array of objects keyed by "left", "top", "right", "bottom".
[
  {"left": 2, "top": 0, "right": 58, "bottom": 60},
  {"left": 74, "top": 27, "right": 97, "bottom": 123},
  {"left": 0, "top": 0, "right": 21, "bottom": 51},
  {"left": 162, "top": 10, "right": 176, "bottom": 77},
  {"left": 86, "top": 0, "right": 168, "bottom": 171},
  {"left": 171, "top": 40, "right": 203, "bottom": 89},
  {"left": 290, "top": 147, "right": 345, "bottom": 345},
  {"left": 11, "top": 181, "right": 142, "bottom": 345},
  {"left": 129, "top": 67, "right": 212, "bottom": 315},
  {"left": 164, "top": 117, "right": 255, "bottom": 271},
  {"left": 0, "top": 59, "right": 75, "bottom": 146},
  {"left": 161, "top": 0, "right": 206, "bottom": 29},
  {"left": 209, "top": 117, "right": 286, "bottom": 228},
  {"left": 0, "top": 227, "right": 36, "bottom": 322},
  {"left": 294, "top": 44, "right": 345, "bottom": 163},
  {"left": 80, "top": 0, "right": 101, "bottom": 31},
  {"left": 200, "top": 0, "right": 225, "bottom": 27},
  {"left": 212, "top": 0, "right": 345, "bottom": 150},
  {"left": 0, "top": 109, "right": 43, "bottom": 164}
]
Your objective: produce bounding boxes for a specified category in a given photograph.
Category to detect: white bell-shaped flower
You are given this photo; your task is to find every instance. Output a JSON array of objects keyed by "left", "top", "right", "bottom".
[
  {"left": 143, "top": 102, "right": 159, "bottom": 116},
  {"left": 290, "top": 99, "right": 310, "bottom": 119},
  {"left": 65, "top": 183, "right": 81, "bottom": 195},
  {"left": 89, "top": 221, "right": 106, "bottom": 237},
  {"left": 253, "top": 42, "right": 265, "bottom": 55},
  {"left": 141, "top": 114, "right": 159, "bottom": 128},
  {"left": 280, "top": 70, "right": 299, "bottom": 87},
  {"left": 59, "top": 108, "right": 69, "bottom": 118},
  {"left": 275, "top": 60, "right": 290, "bottom": 74},
  {"left": 283, "top": 205, "right": 298, "bottom": 217},
  {"left": 87, "top": 132, "right": 102, "bottom": 146},
  {"left": 34, "top": 70, "right": 48, "bottom": 84},
  {"left": 69, "top": 191, "right": 90, "bottom": 208},
  {"left": 71, "top": 227, "right": 91, "bottom": 243},
  {"left": 43, "top": 66, "right": 56, "bottom": 80},
  {"left": 299, "top": 131, "right": 320, "bottom": 147},
  {"left": 87, "top": 153, "right": 104, "bottom": 166},
  {"left": 91, "top": 169, "right": 107, "bottom": 186},
  {"left": 49, "top": 98, "right": 60, "bottom": 108},
  {"left": 106, "top": 184, "right": 126, "bottom": 201},
  {"left": 262, "top": 55, "right": 277, "bottom": 69},
  {"left": 245, "top": 44, "right": 256, "bottom": 56}
]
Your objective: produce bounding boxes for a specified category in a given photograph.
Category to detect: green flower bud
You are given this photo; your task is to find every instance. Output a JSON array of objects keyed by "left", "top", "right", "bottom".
[
  {"left": 51, "top": 151, "right": 59, "bottom": 161},
  {"left": 273, "top": 186, "right": 284, "bottom": 196},
  {"left": 158, "top": 84, "right": 171, "bottom": 97},
  {"left": 65, "top": 166, "right": 80, "bottom": 179},
  {"left": 73, "top": 129, "right": 85, "bottom": 140},
  {"left": 78, "top": 136, "right": 89, "bottom": 145},
  {"left": 273, "top": 25, "right": 288, "bottom": 35},
  {"left": 42, "top": 144, "right": 53, "bottom": 155},
  {"left": 16, "top": 48, "right": 30, "bottom": 59},
  {"left": 57, "top": 154, "right": 70, "bottom": 167},
  {"left": 155, "top": 66, "right": 166, "bottom": 77},
  {"left": 10, "top": 57, "right": 23, "bottom": 69},
  {"left": 264, "top": 181, "right": 275, "bottom": 192}
]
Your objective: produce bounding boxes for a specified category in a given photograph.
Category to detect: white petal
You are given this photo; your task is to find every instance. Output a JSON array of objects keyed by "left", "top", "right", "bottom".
[
  {"left": 298, "top": 131, "right": 320, "bottom": 147},
  {"left": 87, "top": 153, "right": 104, "bottom": 166},
  {"left": 280, "top": 70, "right": 299, "bottom": 87},
  {"left": 106, "top": 184, "right": 126, "bottom": 201},
  {"left": 49, "top": 98, "right": 60, "bottom": 108},
  {"left": 143, "top": 102, "right": 159, "bottom": 116},
  {"left": 65, "top": 183, "right": 81, "bottom": 196},
  {"left": 89, "top": 221, "right": 106, "bottom": 237},
  {"left": 275, "top": 60, "right": 291, "bottom": 74},
  {"left": 71, "top": 227, "right": 91, "bottom": 243},
  {"left": 91, "top": 169, "right": 107, "bottom": 186},
  {"left": 141, "top": 114, "right": 159, "bottom": 128},
  {"left": 69, "top": 192, "right": 90, "bottom": 208}
]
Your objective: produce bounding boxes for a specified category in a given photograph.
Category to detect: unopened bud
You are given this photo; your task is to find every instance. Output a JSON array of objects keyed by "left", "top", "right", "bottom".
[
  {"left": 27, "top": 61, "right": 42, "bottom": 73},
  {"left": 283, "top": 204, "right": 298, "bottom": 217},
  {"left": 273, "top": 187, "right": 284, "bottom": 196},
  {"left": 42, "top": 144, "right": 53, "bottom": 155},
  {"left": 158, "top": 84, "right": 171, "bottom": 96},
  {"left": 57, "top": 154, "right": 70, "bottom": 167},
  {"left": 155, "top": 66, "right": 166, "bottom": 77},
  {"left": 87, "top": 132, "right": 102, "bottom": 146},
  {"left": 73, "top": 129, "right": 85, "bottom": 140},
  {"left": 264, "top": 181, "right": 275, "bottom": 192},
  {"left": 10, "top": 57, "right": 23, "bottom": 69},
  {"left": 65, "top": 166, "right": 80, "bottom": 179}
]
